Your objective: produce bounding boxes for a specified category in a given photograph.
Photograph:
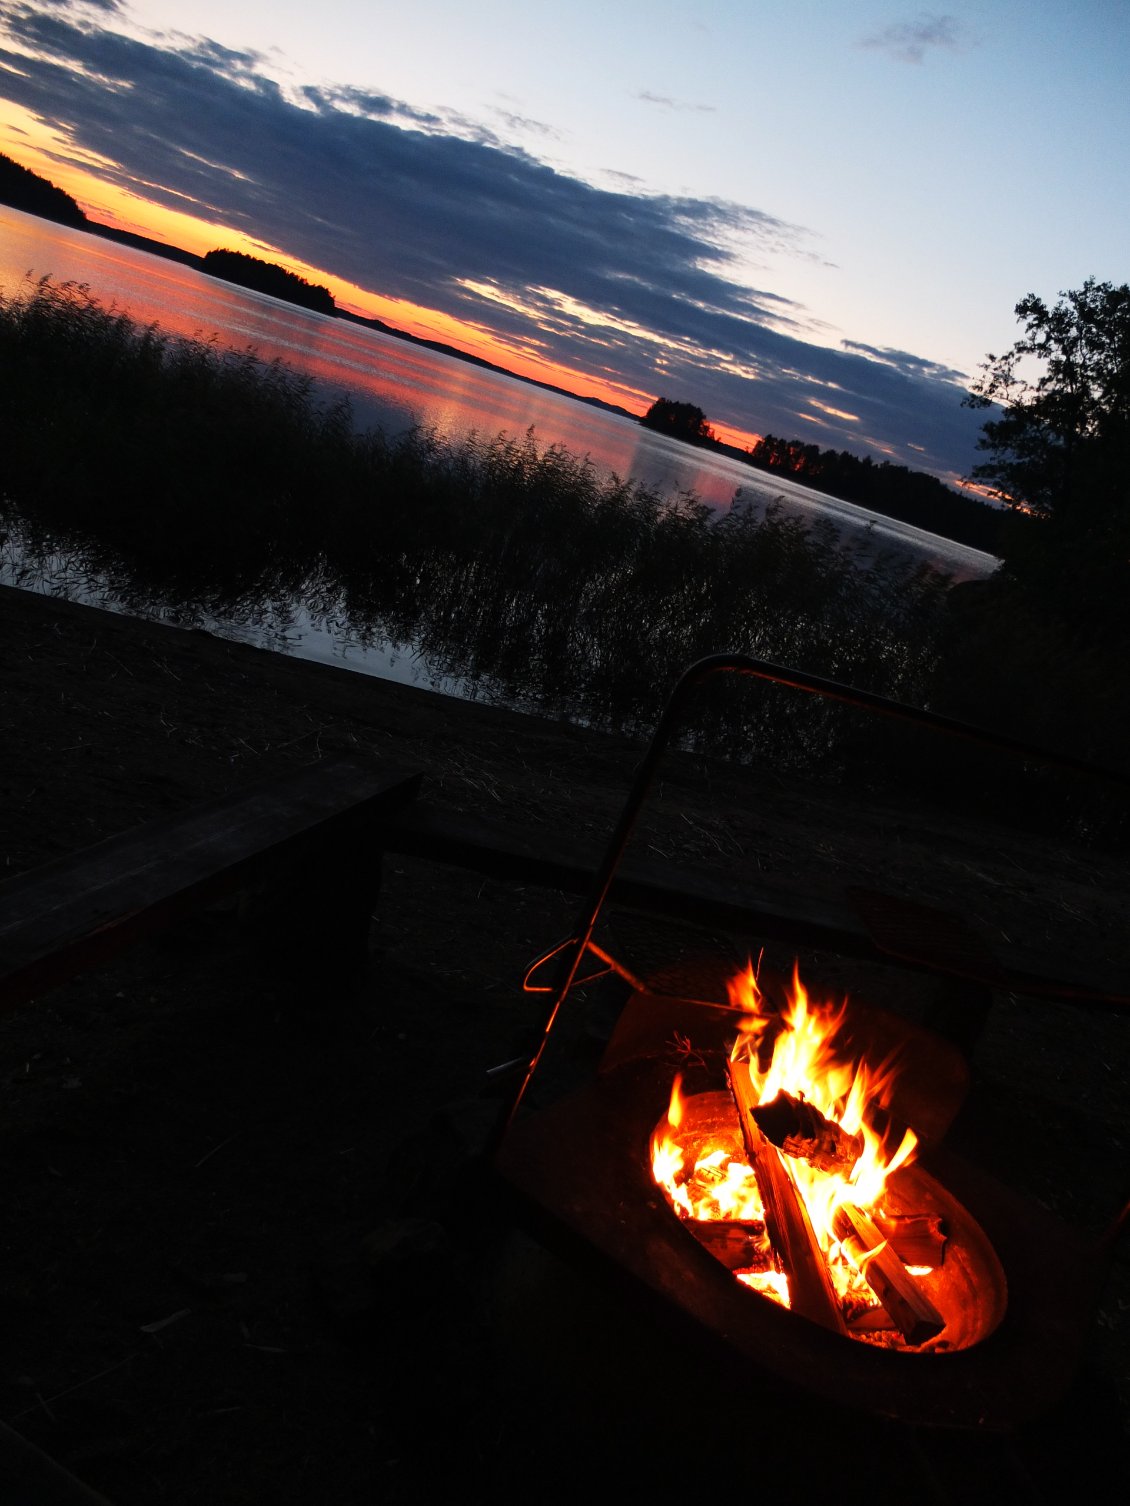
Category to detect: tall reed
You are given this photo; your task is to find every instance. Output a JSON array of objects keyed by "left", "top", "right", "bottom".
[{"left": 4, "top": 276, "right": 1121, "bottom": 825}]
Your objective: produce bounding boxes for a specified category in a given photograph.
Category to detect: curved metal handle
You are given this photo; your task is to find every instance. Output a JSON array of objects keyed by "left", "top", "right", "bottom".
[{"left": 496, "top": 652, "right": 1127, "bottom": 1142}]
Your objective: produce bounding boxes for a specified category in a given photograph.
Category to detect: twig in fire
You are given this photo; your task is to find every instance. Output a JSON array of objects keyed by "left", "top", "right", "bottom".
[{"left": 667, "top": 1031, "right": 707, "bottom": 1070}]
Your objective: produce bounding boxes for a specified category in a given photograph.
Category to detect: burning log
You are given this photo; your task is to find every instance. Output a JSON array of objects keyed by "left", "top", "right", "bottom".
[
  {"left": 845, "top": 1304, "right": 897, "bottom": 1333},
  {"left": 750, "top": 1091, "right": 864, "bottom": 1175},
  {"left": 726, "top": 1059, "right": 847, "bottom": 1335},
  {"left": 689, "top": 1219, "right": 772, "bottom": 1272},
  {"left": 833, "top": 1205, "right": 945, "bottom": 1346}
]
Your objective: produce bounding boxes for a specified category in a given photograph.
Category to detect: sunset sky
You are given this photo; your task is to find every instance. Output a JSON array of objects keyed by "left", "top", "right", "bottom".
[{"left": 1, "top": 0, "right": 1127, "bottom": 479}]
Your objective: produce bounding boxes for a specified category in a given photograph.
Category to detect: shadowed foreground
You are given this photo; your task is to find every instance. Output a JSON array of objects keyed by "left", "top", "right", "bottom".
[{"left": 1, "top": 584, "right": 1128, "bottom": 1503}]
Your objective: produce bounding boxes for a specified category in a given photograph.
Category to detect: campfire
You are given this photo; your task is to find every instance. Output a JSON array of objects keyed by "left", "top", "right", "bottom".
[
  {"left": 495, "top": 936, "right": 1118, "bottom": 1426},
  {"left": 493, "top": 653, "right": 1113, "bottom": 1427},
  {"left": 651, "top": 959, "right": 951, "bottom": 1347}
]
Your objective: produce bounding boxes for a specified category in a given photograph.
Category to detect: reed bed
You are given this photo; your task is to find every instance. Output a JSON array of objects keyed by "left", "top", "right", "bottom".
[{"left": 2, "top": 277, "right": 1124, "bottom": 828}]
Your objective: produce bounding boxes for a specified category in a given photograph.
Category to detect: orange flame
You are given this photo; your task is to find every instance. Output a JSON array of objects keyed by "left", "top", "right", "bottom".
[{"left": 651, "top": 960, "right": 922, "bottom": 1323}]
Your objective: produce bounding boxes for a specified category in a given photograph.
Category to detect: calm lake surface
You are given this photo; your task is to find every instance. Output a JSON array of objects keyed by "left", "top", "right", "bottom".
[{"left": 1, "top": 204, "right": 997, "bottom": 696}]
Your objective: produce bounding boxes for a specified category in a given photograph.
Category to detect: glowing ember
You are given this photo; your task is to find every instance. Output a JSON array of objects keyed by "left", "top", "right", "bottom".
[{"left": 651, "top": 960, "right": 936, "bottom": 1342}]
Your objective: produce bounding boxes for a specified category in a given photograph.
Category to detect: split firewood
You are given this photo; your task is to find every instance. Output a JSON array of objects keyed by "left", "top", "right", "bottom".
[
  {"left": 688, "top": 1219, "right": 772, "bottom": 1272},
  {"left": 874, "top": 1212, "right": 947, "bottom": 1269},
  {"left": 750, "top": 1091, "right": 864, "bottom": 1176},
  {"left": 833, "top": 1205, "right": 945, "bottom": 1346},
  {"left": 844, "top": 1303, "right": 897, "bottom": 1333},
  {"left": 726, "top": 1059, "right": 847, "bottom": 1335}
]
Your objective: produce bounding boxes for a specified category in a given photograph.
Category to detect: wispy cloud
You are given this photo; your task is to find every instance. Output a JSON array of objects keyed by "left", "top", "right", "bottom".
[
  {"left": 0, "top": 0, "right": 984, "bottom": 474},
  {"left": 492, "top": 108, "right": 559, "bottom": 139},
  {"left": 637, "top": 90, "right": 716, "bottom": 114},
  {"left": 841, "top": 338, "right": 967, "bottom": 384},
  {"left": 860, "top": 13, "right": 967, "bottom": 65},
  {"left": 33, "top": 0, "right": 123, "bottom": 12}
]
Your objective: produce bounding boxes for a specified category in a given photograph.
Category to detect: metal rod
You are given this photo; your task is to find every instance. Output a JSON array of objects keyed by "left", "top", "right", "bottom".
[{"left": 494, "top": 652, "right": 1128, "bottom": 1146}]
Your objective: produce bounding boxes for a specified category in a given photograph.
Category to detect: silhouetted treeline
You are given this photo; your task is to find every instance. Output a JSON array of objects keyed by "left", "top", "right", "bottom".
[
  {"left": 0, "top": 152, "right": 87, "bottom": 228},
  {"left": 639, "top": 394, "right": 1003, "bottom": 554},
  {"left": 200, "top": 249, "right": 335, "bottom": 315},
  {"left": 747, "top": 435, "right": 1004, "bottom": 553},
  {"left": 641, "top": 396, "right": 716, "bottom": 446}
]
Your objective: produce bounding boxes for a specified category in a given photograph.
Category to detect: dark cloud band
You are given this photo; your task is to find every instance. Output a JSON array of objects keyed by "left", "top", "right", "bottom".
[{"left": 0, "top": 0, "right": 984, "bottom": 475}]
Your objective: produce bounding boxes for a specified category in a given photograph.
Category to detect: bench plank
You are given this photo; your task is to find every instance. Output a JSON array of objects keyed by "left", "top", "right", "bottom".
[
  {"left": 0, "top": 758, "right": 421, "bottom": 1010},
  {"left": 382, "top": 803, "right": 862, "bottom": 945},
  {"left": 381, "top": 805, "right": 1129, "bottom": 1013}
]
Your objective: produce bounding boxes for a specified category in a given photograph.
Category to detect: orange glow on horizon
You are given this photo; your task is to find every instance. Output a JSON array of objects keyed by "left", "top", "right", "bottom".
[
  {"left": 711, "top": 418, "right": 761, "bottom": 451},
  {"left": 0, "top": 121, "right": 764, "bottom": 447},
  {"left": 339, "top": 285, "right": 659, "bottom": 415},
  {"left": 1, "top": 106, "right": 275, "bottom": 257}
]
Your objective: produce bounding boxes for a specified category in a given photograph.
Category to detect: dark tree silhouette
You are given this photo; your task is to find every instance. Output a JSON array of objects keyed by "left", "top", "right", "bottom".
[
  {"left": 0, "top": 152, "right": 87, "bottom": 227},
  {"left": 964, "top": 278, "right": 1130, "bottom": 630},
  {"left": 747, "top": 434, "right": 1003, "bottom": 553},
  {"left": 641, "top": 396, "right": 716, "bottom": 446},
  {"left": 201, "top": 249, "right": 336, "bottom": 315}
]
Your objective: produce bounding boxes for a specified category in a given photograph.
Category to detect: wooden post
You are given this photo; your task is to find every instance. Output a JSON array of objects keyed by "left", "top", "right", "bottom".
[{"left": 726, "top": 1059, "right": 847, "bottom": 1335}]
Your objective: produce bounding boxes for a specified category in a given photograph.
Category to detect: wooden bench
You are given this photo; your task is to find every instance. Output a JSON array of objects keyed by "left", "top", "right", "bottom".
[
  {"left": 378, "top": 804, "right": 1129, "bottom": 1055},
  {"left": 0, "top": 756, "right": 421, "bottom": 1012},
  {"left": 3, "top": 766, "right": 1123, "bottom": 1051}
]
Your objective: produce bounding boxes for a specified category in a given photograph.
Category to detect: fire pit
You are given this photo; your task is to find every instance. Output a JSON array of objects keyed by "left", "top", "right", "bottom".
[
  {"left": 646, "top": 960, "right": 1006, "bottom": 1354},
  {"left": 495, "top": 975, "right": 1102, "bottom": 1430},
  {"left": 492, "top": 654, "right": 1115, "bottom": 1431}
]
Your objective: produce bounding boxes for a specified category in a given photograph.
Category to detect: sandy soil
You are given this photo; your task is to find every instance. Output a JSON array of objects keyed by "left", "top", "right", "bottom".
[{"left": 1, "top": 582, "right": 1128, "bottom": 1504}]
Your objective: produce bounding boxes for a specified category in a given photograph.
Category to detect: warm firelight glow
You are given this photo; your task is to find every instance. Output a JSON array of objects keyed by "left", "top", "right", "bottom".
[{"left": 651, "top": 959, "right": 927, "bottom": 1335}]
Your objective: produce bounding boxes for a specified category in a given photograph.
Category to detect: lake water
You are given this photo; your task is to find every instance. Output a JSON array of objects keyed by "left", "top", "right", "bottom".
[{"left": 0, "top": 203, "right": 997, "bottom": 696}]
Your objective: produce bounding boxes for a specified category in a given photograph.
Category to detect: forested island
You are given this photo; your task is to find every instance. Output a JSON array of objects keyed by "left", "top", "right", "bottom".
[
  {"left": 639, "top": 396, "right": 717, "bottom": 447},
  {"left": 200, "top": 248, "right": 335, "bottom": 314}
]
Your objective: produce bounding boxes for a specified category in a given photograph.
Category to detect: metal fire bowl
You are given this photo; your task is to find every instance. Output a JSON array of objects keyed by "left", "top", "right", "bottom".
[{"left": 495, "top": 1054, "right": 1106, "bottom": 1432}]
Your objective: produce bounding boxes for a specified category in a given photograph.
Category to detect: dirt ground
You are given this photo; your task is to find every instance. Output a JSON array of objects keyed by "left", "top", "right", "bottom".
[{"left": 1, "top": 581, "right": 1128, "bottom": 1504}]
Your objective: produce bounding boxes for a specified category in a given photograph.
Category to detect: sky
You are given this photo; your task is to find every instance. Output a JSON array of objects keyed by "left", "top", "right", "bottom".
[{"left": 0, "top": 0, "right": 1127, "bottom": 483}]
